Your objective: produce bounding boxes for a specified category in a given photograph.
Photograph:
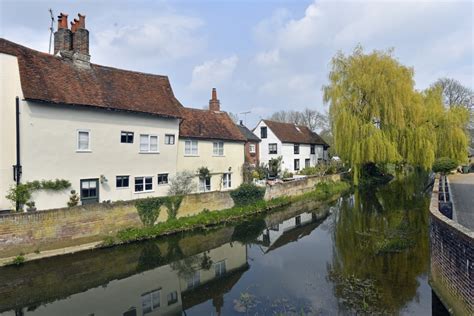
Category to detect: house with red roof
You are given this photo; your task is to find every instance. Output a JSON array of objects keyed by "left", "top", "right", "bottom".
[
  {"left": 0, "top": 13, "right": 244, "bottom": 210},
  {"left": 253, "top": 119, "right": 329, "bottom": 174},
  {"left": 177, "top": 89, "right": 245, "bottom": 193}
]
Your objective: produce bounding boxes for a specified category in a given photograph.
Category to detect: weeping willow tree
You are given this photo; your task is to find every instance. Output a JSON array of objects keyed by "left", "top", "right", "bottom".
[{"left": 324, "top": 46, "right": 469, "bottom": 184}]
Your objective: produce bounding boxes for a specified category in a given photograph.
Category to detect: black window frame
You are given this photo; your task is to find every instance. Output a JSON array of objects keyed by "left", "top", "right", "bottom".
[
  {"left": 269, "top": 143, "right": 277, "bottom": 154},
  {"left": 305, "top": 158, "right": 310, "bottom": 168},
  {"left": 158, "top": 173, "right": 169, "bottom": 185},
  {"left": 121, "top": 131, "right": 134, "bottom": 144},
  {"left": 294, "top": 144, "right": 300, "bottom": 154},
  {"left": 310, "top": 144, "right": 315, "bottom": 155},
  {"left": 116, "top": 175, "right": 130, "bottom": 188},
  {"left": 167, "top": 291, "right": 178, "bottom": 305},
  {"left": 294, "top": 159, "right": 300, "bottom": 171},
  {"left": 165, "top": 134, "right": 175, "bottom": 145},
  {"left": 260, "top": 126, "right": 267, "bottom": 139}
]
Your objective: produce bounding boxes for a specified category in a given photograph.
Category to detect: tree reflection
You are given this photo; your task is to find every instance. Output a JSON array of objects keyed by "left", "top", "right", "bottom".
[{"left": 328, "top": 172, "right": 430, "bottom": 314}]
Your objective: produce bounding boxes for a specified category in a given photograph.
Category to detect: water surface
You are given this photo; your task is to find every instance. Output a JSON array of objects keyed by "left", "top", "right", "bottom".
[{"left": 0, "top": 174, "right": 447, "bottom": 315}]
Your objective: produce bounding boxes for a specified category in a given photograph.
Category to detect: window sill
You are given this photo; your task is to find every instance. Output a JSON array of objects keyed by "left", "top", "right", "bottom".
[
  {"left": 134, "top": 190, "right": 155, "bottom": 194},
  {"left": 139, "top": 152, "right": 160, "bottom": 154},
  {"left": 76, "top": 150, "right": 92, "bottom": 153},
  {"left": 157, "top": 183, "right": 169, "bottom": 186},
  {"left": 212, "top": 155, "right": 225, "bottom": 157},
  {"left": 184, "top": 155, "right": 200, "bottom": 157},
  {"left": 116, "top": 187, "right": 130, "bottom": 190}
]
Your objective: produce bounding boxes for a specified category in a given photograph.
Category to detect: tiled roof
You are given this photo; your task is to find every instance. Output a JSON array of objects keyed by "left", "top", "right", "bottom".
[
  {"left": 179, "top": 108, "right": 246, "bottom": 142},
  {"left": 236, "top": 124, "right": 261, "bottom": 142},
  {"left": 262, "top": 119, "right": 329, "bottom": 146},
  {"left": 0, "top": 38, "right": 183, "bottom": 118}
]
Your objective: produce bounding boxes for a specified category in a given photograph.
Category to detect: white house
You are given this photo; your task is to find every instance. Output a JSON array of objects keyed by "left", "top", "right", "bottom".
[
  {"left": 0, "top": 14, "right": 186, "bottom": 210},
  {"left": 253, "top": 120, "right": 329, "bottom": 174}
]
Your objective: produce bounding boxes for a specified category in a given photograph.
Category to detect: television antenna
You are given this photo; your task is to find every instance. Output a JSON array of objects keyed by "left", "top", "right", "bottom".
[
  {"left": 48, "top": 9, "right": 55, "bottom": 54},
  {"left": 239, "top": 111, "right": 251, "bottom": 125}
]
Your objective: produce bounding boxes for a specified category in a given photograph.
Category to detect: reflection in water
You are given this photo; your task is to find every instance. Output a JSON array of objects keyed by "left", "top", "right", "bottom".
[{"left": 0, "top": 173, "right": 445, "bottom": 315}]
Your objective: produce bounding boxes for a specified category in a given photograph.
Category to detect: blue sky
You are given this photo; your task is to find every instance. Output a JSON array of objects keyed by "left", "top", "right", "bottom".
[{"left": 1, "top": 0, "right": 472, "bottom": 127}]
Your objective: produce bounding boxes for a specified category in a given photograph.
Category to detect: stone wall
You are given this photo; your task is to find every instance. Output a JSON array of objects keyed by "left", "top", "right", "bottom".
[
  {"left": 429, "top": 178, "right": 473, "bottom": 315},
  {"left": 0, "top": 190, "right": 234, "bottom": 258},
  {"left": 264, "top": 174, "right": 341, "bottom": 200},
  {"left": 0, "top": 174, "right": 342, "bottom": 260}
]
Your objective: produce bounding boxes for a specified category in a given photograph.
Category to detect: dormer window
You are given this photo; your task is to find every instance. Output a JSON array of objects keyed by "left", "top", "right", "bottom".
[{"left": 261, "top": 126, "right": 267, "bottom": 139}]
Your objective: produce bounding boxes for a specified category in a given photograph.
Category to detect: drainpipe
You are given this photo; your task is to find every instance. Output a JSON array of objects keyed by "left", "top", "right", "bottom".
[{"left": 14, "top": 97, "right": 22, "bottom": 211}]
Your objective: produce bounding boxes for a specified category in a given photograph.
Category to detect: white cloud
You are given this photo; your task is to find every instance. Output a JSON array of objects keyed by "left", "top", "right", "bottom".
[{"left": 189, "top": 55, "right": 239, "bottom": 90}]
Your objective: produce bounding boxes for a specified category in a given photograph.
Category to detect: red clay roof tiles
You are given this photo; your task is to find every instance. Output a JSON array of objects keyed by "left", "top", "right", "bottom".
[{"left": 262, "top": 119, "right": 328, "bottom": 146}]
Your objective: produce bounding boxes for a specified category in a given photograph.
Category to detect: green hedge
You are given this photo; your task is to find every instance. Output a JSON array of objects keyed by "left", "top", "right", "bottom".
[
  {"left": 230, "top": 183, "right": 266, "bottom": 206},
  {"left": 432, "top": 157, "right": 458, "bottom": 174}
]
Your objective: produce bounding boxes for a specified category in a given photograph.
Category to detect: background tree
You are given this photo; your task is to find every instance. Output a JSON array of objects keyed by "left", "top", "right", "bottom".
[
  {"left": 323, "top": 46, "right": 468, "bottom": 184},
  {"left": 431, "top": 78, "right": 473, "bottom": 109}
]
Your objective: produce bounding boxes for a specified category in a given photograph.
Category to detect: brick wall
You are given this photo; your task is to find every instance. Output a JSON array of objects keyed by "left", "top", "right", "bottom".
[
  {"left": 264, "top": 174, "right": 341, "bottom": 200},
  {"left": 429, "top": 178, "right": 474, "bottom": 315}
]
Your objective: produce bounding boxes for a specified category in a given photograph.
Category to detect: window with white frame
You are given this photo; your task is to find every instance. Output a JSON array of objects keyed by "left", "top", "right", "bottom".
[
  {"left": 213, "top": 141, "right": 224, "bottom": 156},
  {"left": 223, "top": 173, "right": 232, "bottom": 189},
  {"left": 186, "top": 270, "right": 200, "bottom": 289},
  {"left": 214, "top": 260, "right": 226, "bottom": 277},
  {"left": 141, "top": 289, "right": 160, "bottom": 314},
  {"left": 121, "top": 131, "right": 134, "bottom": 143},
  {"left": 135, "top": 176, "right": 153, "bottom": 192},
  {"left": 249, "top": 143, "right": 256, "bottom": 153},
  {"left": 158, "top": 173, "right": 168, "bottom": 185},
  {"left": 199, "top": 177, "right": 211, "bottom": 192},
  {"left": 269, "top": 143, "right": 277, "bottom": 154},
  {"left": 165, "top": 134, "right": 175, "bottom": 145},
  {"left": 140, "top": 134, "right": 159, "bottom": 153},
  {"left": 116, "top": 176, "right": 129, "bottom": 188},
  {"left": 184, "top": 140, "right": 198, "bottom": 155},
  {"left": 77, "top": 130, "right": 90, "bottom": 151},
  {"left": 167, "top": 291, "right": 178, "bottom": 305}
]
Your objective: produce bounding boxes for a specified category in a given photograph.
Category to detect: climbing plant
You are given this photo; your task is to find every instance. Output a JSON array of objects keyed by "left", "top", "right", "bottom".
[
  {"left": 135, "top": 198, "right": 165, "bottom": 227},
  {"left": 164, "top": 195, "right": 184, "bottom": 220}
]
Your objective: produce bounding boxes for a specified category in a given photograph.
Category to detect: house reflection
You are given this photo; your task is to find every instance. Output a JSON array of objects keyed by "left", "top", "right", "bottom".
[{"left": 256, "top": 211, "right": 326, "bottom": 253}]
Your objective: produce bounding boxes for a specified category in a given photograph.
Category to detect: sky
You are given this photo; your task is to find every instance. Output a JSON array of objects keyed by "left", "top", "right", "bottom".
[{"left": 1, "top": 0, "right": 472, "bottom": 128}]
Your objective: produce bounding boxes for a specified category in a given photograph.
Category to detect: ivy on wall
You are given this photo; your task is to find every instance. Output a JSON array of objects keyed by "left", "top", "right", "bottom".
[{"left": 135, "top": 195, "right": 185, "bottom": 226}]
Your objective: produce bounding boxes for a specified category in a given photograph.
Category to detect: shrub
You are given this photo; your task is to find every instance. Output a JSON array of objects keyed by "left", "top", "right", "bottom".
[
  {"left": 432, "top": 157, "right": 458, "bottom": 174},
  {"left": 282, "top": 170, "right": 294, "bottom": 179},
  {"left": 5, "top": 184, "right": 31, "bottom": 211},
  {"left": 67, "top": 190, "right": 80, "bottom": 207},
  {"left": 230, "top": 183, "right": 265, "bottom": 206},
  {"left": 268, "top": 156, "right": 282, "bottom": 178},
  {"left": 168, "top": 171, "right": 195, "bottom": 195},
  {"left": 135, "top": 197, "right": 166, "bottom": 226},
  {"left": 164, "top": 195, "right": 184, "bottom": 221}
]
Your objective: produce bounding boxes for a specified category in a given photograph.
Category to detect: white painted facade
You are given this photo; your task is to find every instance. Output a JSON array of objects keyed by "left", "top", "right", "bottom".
[
  {"left": 253, "top": 120, "right": 326, "bottom": 174},
  {"left": 177, "top": 139, "right": 245, "bottom": 193},
  {"left": 1, "top": 53, "right": 181, "bottom": 211}
]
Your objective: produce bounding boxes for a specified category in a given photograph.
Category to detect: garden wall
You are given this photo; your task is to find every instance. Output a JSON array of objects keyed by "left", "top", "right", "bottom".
[
  {"left": 0, "top": 174, "right": 340, "bottom": 260},
  {"left": 429, "top": 178, "right": 473, "bottom": 315},
  {"left": 264, "top": 174, "right": 341, "bottom": 200},
  {"left": 0, "top": 190, "right": 234, "bottom": 258}
]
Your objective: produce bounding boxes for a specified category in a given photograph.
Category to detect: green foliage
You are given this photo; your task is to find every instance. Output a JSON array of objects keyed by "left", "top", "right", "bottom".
[
  {"left": 323, "top": 46, "right": 469, "bottom": 184},
  {"left": 282, "top": 170, "right": 294, "bottom": 179},
  {"left": 5, "top": 184, "right": 31, "bottom": 210},
  {"left": 168, "top": 171, "right": 195, "bottom": 195},
  {"left": 268, "top": 156, "right": 282, "bottom": 178},
  {"left": 197, "top": 166, "right": 211, "bottom": 179},
  {"left": 164, "top": 195, "right": 184, "bottom": 221},
  {"left": 230, "top": 183, "right": 266, "bottom": 206},
  {"left": 10, "top": 254, "right": 25, "bottom": 266},
  {"left": 135, "top": 198, "right": 166, "bottom": 227},
  {"left": 67, "top": 190, "right": 80, "bottom": 207},
  {"left": 5, "top": 179, "right": 71, "bottom": 210},
  {"left": 104, "top": 180, "right": 350, "bottom": 246},
  {"left": 432, "top": 157, "right": 458, "bottom": 174}
]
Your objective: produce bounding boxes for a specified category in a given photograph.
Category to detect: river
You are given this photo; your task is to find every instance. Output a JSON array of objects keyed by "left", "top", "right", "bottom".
[{"left": 0, "top": 173, "right": 448, "bottom": 315}]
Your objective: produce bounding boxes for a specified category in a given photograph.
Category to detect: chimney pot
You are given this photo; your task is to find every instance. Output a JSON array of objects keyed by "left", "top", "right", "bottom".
[
  {"left": 209, "top": 88, "right": 220, "bottom": 112},
  {"left": 57, "top": 13, "right": 68, "bottom": 30}
]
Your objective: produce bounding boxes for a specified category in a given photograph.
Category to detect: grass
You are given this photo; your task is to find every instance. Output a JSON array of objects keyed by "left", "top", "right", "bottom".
[
  {"left": 9, "top": 254, "right": 26, "bottom": 266},
  {"left": 102, "top": 180, "right": 351, "bottom": 246}
]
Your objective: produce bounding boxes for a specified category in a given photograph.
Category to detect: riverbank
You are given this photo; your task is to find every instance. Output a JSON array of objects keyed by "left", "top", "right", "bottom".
[
  {"left": 103, "top": 180, "right": 350, "bottom": 246},
  {"left": 0, "top": 180, "right": 350, "bottom": 266}
]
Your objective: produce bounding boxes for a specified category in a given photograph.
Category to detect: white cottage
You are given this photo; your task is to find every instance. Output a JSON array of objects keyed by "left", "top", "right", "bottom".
[
  {"left": 0, "top": 14, "right": 185, "bottom": 210},
  {"left": 253, "top": 120, "right": 329, "bottom": 173}
]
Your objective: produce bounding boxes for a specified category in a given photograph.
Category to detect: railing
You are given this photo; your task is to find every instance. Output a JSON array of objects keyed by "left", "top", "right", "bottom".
[{"left": 437, "top": 175, "right": 453, "bottom": 219}]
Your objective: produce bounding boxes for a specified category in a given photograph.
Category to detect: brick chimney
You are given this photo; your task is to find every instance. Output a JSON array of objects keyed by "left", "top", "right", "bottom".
[
  {"left": 54, "top": 13, "right": 90, "bottom": 67},
  {"left": 53, "top": 13, "right": 72, "bottom": 54},
  {"left": 209, "top": 88, "right": 220, "bottom": 112}
]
